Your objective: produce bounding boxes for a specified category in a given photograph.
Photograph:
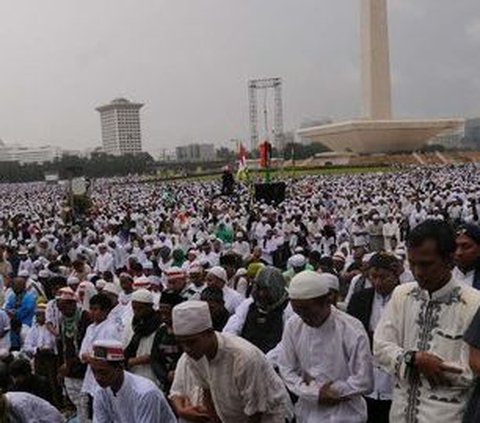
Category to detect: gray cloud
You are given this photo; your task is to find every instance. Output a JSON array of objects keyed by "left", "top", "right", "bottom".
[{"left": 0, "top": 0, "right": 478, "bottom": 154}]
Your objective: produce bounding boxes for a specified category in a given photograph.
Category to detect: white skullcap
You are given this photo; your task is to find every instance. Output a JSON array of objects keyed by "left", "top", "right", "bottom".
[
  {"left": 96, "top": 279, "right": 107, "bottom": 289},
  {"left": 208, "top": 266, "right": 227, "bottom": 283},
  {"left": 173, "top": 301, "right": 212, "bottom": 336},
  {"left": 143, "top": 261, "right": 153, "bottom": 270},
  {"left": 131, "top": 289, "right": 154, "bottom": 304},
  {"left": 322, "top": 273, "right": 340, "bottom": 292},
  {"left": 288, "top": 271, "right": 330, "bottom": 300},
  {"left": 290, "top": 254, "right": 306, "bottom": 268},
  {"left": 67, "top": 276, "right": 80, "bottom": 286},
  {"left": 362, "top": 253, "right": 375, "bottom": 264},
  {"left": 38, "top": 270, "right": 50, "bottom": 278},
  {"left": 102, "top": 283, "right": 120, "bottom": 296}
]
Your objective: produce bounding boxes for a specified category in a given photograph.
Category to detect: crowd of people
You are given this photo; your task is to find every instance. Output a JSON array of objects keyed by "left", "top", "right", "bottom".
[{"left": 1, "top": 164, "right": 480, "bottom": 422}]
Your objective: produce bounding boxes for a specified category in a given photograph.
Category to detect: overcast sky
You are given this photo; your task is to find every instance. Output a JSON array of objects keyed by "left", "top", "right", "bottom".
[{"left": 0, "top": 0, "right": 479, "bottom": 155}]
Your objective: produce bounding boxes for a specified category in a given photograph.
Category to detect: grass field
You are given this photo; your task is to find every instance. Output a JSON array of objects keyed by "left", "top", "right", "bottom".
[{"left": 145, "top": 165, "right": 395, "bottom": 183}]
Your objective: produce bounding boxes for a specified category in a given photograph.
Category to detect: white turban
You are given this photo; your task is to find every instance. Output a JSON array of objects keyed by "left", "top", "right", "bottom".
[
  {"left": 173, "top": 301, "right": 212, "bottom": 336},
  {"left": 288, "top": 271, "right": 330, "bottom": 300}
]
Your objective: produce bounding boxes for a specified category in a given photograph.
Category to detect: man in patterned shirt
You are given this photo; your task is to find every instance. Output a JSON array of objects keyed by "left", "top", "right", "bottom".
[{"left": 374, "top": 220, "right": 480, "bottom": 422}]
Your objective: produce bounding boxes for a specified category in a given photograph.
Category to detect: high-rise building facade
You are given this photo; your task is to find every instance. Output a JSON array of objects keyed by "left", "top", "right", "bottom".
[{"left": 96, "top": 98, "right": 144, "bottom": 155}]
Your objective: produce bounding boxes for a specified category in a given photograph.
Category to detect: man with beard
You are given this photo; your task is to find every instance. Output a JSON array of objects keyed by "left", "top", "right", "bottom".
[
  {"left": 122, "top": 289, "right": 162, "bottom": 385},
  {"left": 150, "top": 290, "right": 184, "bottom": 392},
  {"left": 224, "top": 266, "right": 293, "bottom": 355}
]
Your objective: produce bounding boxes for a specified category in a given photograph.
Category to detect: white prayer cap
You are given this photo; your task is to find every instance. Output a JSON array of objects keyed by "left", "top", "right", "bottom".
[
  {"left": 236, "top": 232, "right": 244, "bottom": 238},
  {"left": 165, "top": 267, "right": 186, "bottom": 280},
  {"left": 103, "top": 283, "right": 120, "bottom": 296},
  {"left": 133, "top": 276, "right": 151, "bottom": 290},
  {"left": 188, "top": 263, "right": 203, "bottom": 274},
  {"left": 38, "top": 270, "right": 50, "bottom": 278},
  {"left": 95, "top": 279, "right": 108, "bottom": 289},
  {"left": 56, "top": 287, "right": 76, "bottom": 301},
  {"left": 131, "top": 289, "right": 154, "bottom": 304},
  {"left": 323, "top": 273, "right": 340, "bottom": 292},
  {"left": 362, "top": 253, "right": 375, "bottom": 264},
  {"left": 172, "top": 301, "right": 212, "bottom": 336},
  {"left": 235, "top": 268, "right": 247, "bottom": 277},
  {"left": 290, "top": 254, "right": 306, "bottom": 268},
  {"left": 143, "top": 261, "right": 154, "bottom": 270},
  {"left": 18, "top": 270, "right": 30, "bottom": 278},
  {"left": 288, "top": 271, "right": 330, "bottom": 300},
  {"left": 332, "top": 251, "right": 346, "bottom": 262},
  {"left": 67, "top": 276, "right": 80, "bottom": 286},
  {"left": 92, "top": 340, "right": 124, "bottom": 361},
  {"left": 207, "top": 266, "right": 227, "bottom": 283}
]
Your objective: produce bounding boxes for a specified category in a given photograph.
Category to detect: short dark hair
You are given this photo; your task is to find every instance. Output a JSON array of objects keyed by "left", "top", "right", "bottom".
[
  {"left": 200, "top": 286, "right": 225, "bottom": 304},
  {"left": 368, "top": 252, "right": 400, "bottom": 272},
  {"left": 407, "top": 220, "right": 456, "bottom": 259},
  {"left": 9, "top": 358, "right": 32, "bottom": 378},
  {"left": 90, "top": 293, "right": 113, "bottom": 311}
]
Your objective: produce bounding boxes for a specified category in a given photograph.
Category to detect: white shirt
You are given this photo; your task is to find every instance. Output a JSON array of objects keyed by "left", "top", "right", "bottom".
[
  {"left": 183, "top": 332, "right": 292, "bottom": 423},
  {"left": 23, "top": 324, "right": 58, "bottom": 355},
  {"left": 374, "top": 279, "right": 480, "bottom": 422},
  {"left": 6, "top": 392, "right": 63, "bottom": 423},
  {"left": 94, "top": 252, "right": 115, "bottom": 274},
  {"left": 0, "top": 309, "right": 11, "bottom": 357},
  {"left": 232, "top": 241, "right": 251, "bottom": 260},
  {"left": 368, "top": 292, "right": 394, "bottom": 401},
  {"left": 93, "top": 371, "right": 176, "bottom": 423},
  {"left": 222, "top": 285, "right": 243, "bottom": 314},
  {"left": 452, "top": 266, "right": 475, "bottom": 287},
  {"left": 170, "top": 353, "right": 203, "bottom": 423},
  {"left": 45, "top": 299, "right": 61, "bottom": 333},
  {"left": 80, "top": 318, "right": 123, "bottom": 395},
  {"left": 278, "top": 307, "right": 374, "bottom": 423}
]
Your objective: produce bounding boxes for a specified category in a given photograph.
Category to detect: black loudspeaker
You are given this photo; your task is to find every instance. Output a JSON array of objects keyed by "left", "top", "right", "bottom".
[{"left": 254, "top": 182, "right": 286, "bottom": 204}]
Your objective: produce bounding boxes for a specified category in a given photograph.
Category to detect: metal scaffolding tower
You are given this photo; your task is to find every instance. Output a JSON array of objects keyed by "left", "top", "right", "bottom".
[{"left": 248, "top": 78, "right": 284, "bottom": 152}]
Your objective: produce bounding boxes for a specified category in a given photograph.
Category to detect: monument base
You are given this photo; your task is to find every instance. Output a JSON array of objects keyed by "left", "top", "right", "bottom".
[{"left": 298, "top": 118, "right": 464, "bottom": 154}]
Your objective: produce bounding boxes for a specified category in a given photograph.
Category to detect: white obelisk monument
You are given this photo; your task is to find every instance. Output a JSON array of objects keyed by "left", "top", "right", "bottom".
[{"left": 361, "top": 0, "right": 392, "bottom": 120}]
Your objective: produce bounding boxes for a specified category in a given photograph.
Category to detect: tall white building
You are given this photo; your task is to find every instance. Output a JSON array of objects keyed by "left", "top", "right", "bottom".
[{"left": 96, "top": 98, "right": 144, "bottom": 155}]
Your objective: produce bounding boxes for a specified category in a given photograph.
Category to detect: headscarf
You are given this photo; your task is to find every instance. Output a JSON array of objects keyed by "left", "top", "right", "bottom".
[
  {"left": 252, "top": 266, "right": 288, "bottom": 313},
  {"left": 171, "top": 248, "right": 186, "bottom": 268},
  {"left": 77, "top": 281, "right": 97, "bottom": 312}
]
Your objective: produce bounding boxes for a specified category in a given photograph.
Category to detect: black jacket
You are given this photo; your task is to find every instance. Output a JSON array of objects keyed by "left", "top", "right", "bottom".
[{"left": 346, "top": 288, "right": 375, "bottom": 347}]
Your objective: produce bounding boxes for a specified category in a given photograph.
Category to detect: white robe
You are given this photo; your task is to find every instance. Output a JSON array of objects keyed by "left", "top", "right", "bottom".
[
  {"left": 93, "top": 371, "right": 176, "bottom": 423},
  {"left": 183, "top": 332, "right": 293, "bottom": 423},
  {"left": 374, "top": 279, "right": 480, "bottom": 423},
  {"left": 6, "top": 392, "right": 64, "bottom": 423},
  {"left": 278, "top": 307, "right": 374, "bottom": 423}
]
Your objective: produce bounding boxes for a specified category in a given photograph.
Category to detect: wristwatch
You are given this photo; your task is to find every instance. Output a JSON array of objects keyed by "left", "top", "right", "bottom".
[{"left": 404, "top": 351, "right": 416, "bottom": 368}]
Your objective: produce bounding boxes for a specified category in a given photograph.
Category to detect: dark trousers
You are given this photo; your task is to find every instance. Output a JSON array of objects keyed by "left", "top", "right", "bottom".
[
  {"left": 35, "top": 350, "right": 62, "bottom": 407},
  {"left": 366, "top": 397, "right": 391, "bottom": 423}
]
